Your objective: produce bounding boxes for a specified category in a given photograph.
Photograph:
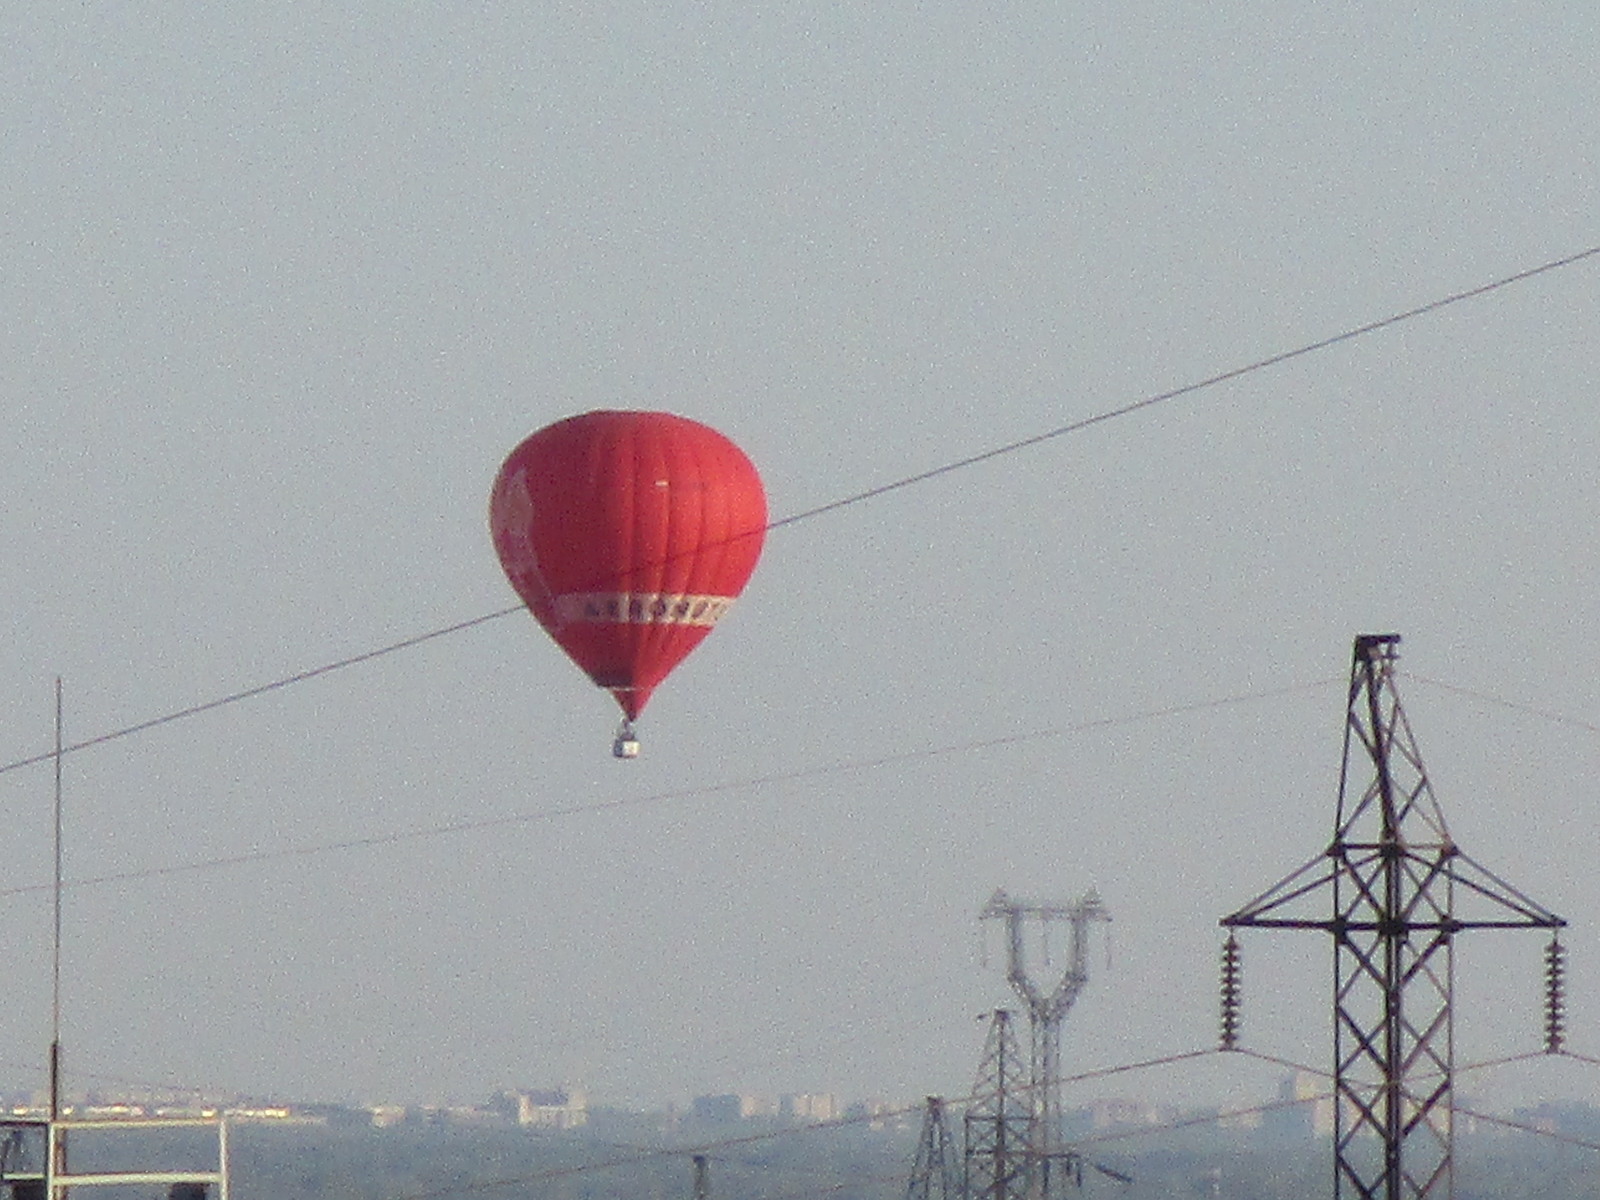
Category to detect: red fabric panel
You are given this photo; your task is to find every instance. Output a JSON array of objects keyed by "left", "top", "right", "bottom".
[{"left": 490, "top": 411, "right": 767, "bottom": 719}]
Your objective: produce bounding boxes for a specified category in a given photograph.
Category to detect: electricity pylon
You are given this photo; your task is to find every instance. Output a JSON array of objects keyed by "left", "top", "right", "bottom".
[
  {"left": 907, "top": 1096, "right": 959, "bottom": 1200},
  {"left": 1222, "top": 634, "right": 1565, "bottom": 1199},
  {"left": 981, "top": 889, "right": 1109, "bottom": 1197},
  {"left": 965, "top": 1010, "right": 1031, "bottom": 1200}
]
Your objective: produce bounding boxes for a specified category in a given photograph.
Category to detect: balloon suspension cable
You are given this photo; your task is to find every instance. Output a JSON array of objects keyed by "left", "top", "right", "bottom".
[{"left": 613, "top": 719, "right": 641, "bottom": 760}]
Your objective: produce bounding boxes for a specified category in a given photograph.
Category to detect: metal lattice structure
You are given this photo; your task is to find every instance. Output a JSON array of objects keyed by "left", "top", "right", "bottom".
[
  {"left": 1222, "top": 634, "right": 1565, "bottom": 1199},
  {"left": 965, "top": 1010, "right": 1032, "bottom": 1200},
  {"left": 979, "top": 890, "right": 1109, "bottom": 1198},
  {"left": 0, "top": 1115, "right": 228, "bottom": 1199},
  {"left": 907, "top": 1096, "right": 959, "bottom": 1200}
]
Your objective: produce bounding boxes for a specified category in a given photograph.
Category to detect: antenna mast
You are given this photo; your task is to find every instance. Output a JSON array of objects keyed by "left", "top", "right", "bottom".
[
  {"left": 0, "top": 681, "right": 229, "bottom": 1199},
  {"left": 50, "top": 679, "right": 64, "bottom": 1123}
]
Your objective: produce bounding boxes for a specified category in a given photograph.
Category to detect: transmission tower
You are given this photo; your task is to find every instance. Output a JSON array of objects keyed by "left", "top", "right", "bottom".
[
  {"left": 907, "top": 1096, "right": 959, "bottom": 1200},
  {"left": 965, "top": 1010, "right": 1032, "bottom": 1200},
  {"left": 1222, "top": 633, "right": 1565, "bottom": 1200},
  {"left": 981, "top": 889, "right": 1109, "bottom": 1198}
]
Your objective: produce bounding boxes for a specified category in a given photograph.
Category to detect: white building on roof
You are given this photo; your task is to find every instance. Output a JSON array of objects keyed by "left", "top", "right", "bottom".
[{"left": 516, "top": 1087, "right": 588, "bottom": 1129}]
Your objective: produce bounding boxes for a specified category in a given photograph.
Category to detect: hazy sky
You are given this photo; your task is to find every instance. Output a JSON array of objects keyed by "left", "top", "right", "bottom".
[{"left": 2, "top": 1, "right": 1598, "bottom": 1120}]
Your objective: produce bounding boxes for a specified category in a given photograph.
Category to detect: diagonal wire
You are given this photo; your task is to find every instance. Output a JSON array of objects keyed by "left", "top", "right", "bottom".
[
  {"left": 1453, "top": 1104, "right": 1600, "bottom": 1152},
  {"left": 1, "top": 243, "right": 1596, "bottom": 780},
  {"left": 391, "top": 1048, "right": 1224, "bottom": 1199},
  {"left": 1409, "top": 674, "right": 1600, "bottom": 738},
  {"left": 767, "top": 244, "right": 1600, "bottom": 530},
  {"left": 0, "top": 680, "right": 1332, "bottom": 899},
  {"left": 396, "top": 1038, "right": 1600, "bottom": 1200},
  {"left": 0, "top": 608, "right": 522, "bottom": 776}
]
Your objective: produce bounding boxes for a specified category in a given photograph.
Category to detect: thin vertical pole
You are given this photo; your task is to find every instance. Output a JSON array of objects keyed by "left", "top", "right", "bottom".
[
  {"left": 51, "top": 679, "right": 65, "bottom": 1199},
  {"left": 51, "top": 678, "right": 63, "bottom": 1122}
]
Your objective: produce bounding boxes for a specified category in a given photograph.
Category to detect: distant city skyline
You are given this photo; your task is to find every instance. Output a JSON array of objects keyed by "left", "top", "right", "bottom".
[{"left": 2, "top": 0, "right": 1597, "bottom": 1118}]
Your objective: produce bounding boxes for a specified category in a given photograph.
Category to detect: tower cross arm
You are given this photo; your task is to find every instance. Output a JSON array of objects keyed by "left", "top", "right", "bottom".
[
  {"left": 1220, "top": 854, "right": 1340, "bottom": 928},
  {"left": 1444, "top": 850, "right": 1566, "bottom": 930}
]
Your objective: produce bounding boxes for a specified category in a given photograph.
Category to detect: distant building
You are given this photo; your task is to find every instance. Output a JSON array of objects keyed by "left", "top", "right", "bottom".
[
  {"left": 83, "top": 1104, "right": 147, "bottom": 1119},
  {"left": 433, "top": 1105, "right": 505, "bottom": 1127},
  {"left": 843, "top": 1099, "right": 905, "bottom": 1131},
  {"left": 781, "top": 1093, "right": 838, "bottom": 1122},
  {"left": 1273, "top": 1073, "right": 1409, "bottom": 1140},
  {"left": 516, "top": 1087, "right": 587, "bottom": 1130},
  {"left": 1087, "top": 1098, "right": 1167, "bottom": 1131},
  {"left": 219, "top": 1106, "right": 315, "bottom": 1125},
  {"left": 1266, "top": 1071, "right": 1334, "bottom": 1138},
  {"left": 370, "top": 1105, "right": 407, "bottom": 1128},
  {"left": 1506, "top": 1101, "right": 1600, "bottom": 1140},
  {"left": 692, "top": 1094, "right": 771, "bottom": 1123},
  {"left": 693, "top": 1094, "right": 739, "bottom": 1123},
  {"left": 1215, "top": 1104, "right": 1263, "bottom": 1132}
]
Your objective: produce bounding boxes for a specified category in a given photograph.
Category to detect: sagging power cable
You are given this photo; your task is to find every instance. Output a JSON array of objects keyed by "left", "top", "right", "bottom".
[
  {"left": 0, "top": 680, "right": 1331, "bottom": 899},
  {"left": 1, "top": 243, "right": 1595, "bottom": 779}
]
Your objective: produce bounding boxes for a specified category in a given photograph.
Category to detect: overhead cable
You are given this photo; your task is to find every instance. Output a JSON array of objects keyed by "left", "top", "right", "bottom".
[
  {"left": 1, "top": 243, "right": 1595, "bottom": 779},
  {"left": 1410, "top": 675, "right": 1600, "bottom": 738},
  {"left": 0, "top": 680, "right": 1331, "bottom": 899},
  {"left": 768, "top": 244, "right": 1600, "bottom": 530}
]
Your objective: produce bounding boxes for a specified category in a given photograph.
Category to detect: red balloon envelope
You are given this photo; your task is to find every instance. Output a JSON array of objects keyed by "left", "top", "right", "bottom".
[{"left": 490, "top": 411, "right": 767, "bottom": 729}]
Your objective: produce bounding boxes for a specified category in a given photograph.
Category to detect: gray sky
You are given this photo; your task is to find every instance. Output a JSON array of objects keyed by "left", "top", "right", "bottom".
[{"left": 2, "top": 1, "right": 1598, "bottom": 1117}]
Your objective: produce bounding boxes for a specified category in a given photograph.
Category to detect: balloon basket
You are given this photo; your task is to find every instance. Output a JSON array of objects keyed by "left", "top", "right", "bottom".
[{"left": 613, "top": 721, "right": 640, "bottom": 759}]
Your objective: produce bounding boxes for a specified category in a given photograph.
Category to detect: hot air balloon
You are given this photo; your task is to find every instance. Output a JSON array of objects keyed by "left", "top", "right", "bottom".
[{"left": 490, "top": 411, "right": 767, "bottom": 757}]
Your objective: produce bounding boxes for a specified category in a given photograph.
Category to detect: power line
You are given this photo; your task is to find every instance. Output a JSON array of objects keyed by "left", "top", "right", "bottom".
[
  {"left": 1070, "top": 1091, "right": 1335, "bottom": 1150},
  {"left": 1409, "top": 674, "right": 1600, "bottom": 739},
  {"left": 1233, "top": 1045, "right": 1567, "bottom": 1085},
  {"left": 15, "top": 662, "right": 1600, "bottom": 908},
  {"left": 391, "top": 1049, "right": 1225, "bottom": 1200},
  {"left": 254, "top": 1042, "right": 1600, "bottom": 1194},
  {"left": 394, "top": 1103, "right": 908, "bottom": 1200},
  {"left": 2, "top": 244, "right": 1595, "bottom": 781},
  {"left": 767, "top": 244, "right": 1600, "bottom": 531},
  {"left": 0, "top": 1045, "right": 1224, "bottom": 1199},
  {"left": 1228, "top": 1047, "right": 1329, "bottom": 1080},
  {"left": 0, "top": 607, "right": 521, "bottom": 777},
  {"left": 737, "top": 1170, "right": 909, "bottom": 1200},
  {"left": 384, "top": 1045, "right": 1329, "bottom": 1200},
  {"left": 1453, "top": 1051, "right": 1557, "bottom": 1077},
  {"left": 6, "top": 1037, "right": 1575, "bottom": 1199},
  {"left": 0, "top": 681, "right": 1331, "bottom": 900},
  {"left": 1453, "top": 1104, "right": 1600, "bottom": 1153}
]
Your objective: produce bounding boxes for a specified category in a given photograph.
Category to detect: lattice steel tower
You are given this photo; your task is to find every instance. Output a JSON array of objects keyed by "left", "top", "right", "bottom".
[
  {"left": 908, "top": 1096, "right": 959, "bottom": 1200},
  {"left": 1222, "top": 634, "right": 1565, "bottom": 1200},
  {"left": 981, "top": 889, "right": 1109, "bottom": 1198},
  {"left": 965, "top": 1010, "right": 1031, "bottom": 1200}
]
